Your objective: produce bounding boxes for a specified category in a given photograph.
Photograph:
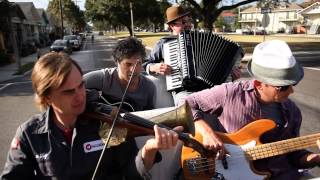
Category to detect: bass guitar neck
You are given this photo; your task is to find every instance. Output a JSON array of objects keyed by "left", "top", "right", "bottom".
[{"left": 181, "top": 119, "right": 320, "bottom": 180}]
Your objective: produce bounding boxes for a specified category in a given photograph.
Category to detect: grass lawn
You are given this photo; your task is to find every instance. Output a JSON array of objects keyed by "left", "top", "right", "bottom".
[
  {"left": 14, "top": 62, "right": 35, "bottom": 75},
  {"left": 106, "top": 31, "right": 320, "bottom": 54}
]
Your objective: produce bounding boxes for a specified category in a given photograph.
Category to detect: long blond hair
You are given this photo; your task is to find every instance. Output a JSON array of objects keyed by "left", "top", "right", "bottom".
[{"left": 31, "top": 52, "right": 82, "bottom": 111}]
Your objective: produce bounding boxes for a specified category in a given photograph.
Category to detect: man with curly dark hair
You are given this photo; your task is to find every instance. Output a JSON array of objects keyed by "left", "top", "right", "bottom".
[{"left": 84, "top": 37, "right": 155, "bottom": 111}]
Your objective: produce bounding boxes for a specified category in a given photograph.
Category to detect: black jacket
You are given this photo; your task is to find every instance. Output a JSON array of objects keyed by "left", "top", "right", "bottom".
[
  {"left": 1, "top": 107, "right": 149, "bottom": 180},
  {"left": 143, "top": 35, "right": 177, "bottom": 72}
]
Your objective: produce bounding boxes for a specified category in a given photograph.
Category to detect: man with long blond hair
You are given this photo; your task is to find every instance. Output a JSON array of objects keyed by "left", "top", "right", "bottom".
[{"left": 1, "top": 52, "right": 182, "bottom": 180}]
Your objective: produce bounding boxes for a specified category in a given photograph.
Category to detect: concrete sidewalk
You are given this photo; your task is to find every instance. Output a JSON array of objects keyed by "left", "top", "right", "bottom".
[{"left": 0, "top": 47, "right": 49, "bottom": 83}]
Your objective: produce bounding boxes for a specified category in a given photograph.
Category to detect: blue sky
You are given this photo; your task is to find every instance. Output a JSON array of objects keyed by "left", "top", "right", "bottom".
[{"left": 9, "top": 0, "right": 85, "bottom": 10}]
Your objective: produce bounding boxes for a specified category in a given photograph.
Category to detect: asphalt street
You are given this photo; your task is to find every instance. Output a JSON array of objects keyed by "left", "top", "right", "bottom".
[{"left": 0, "top": 35, "right": 320, "bottom": 178}]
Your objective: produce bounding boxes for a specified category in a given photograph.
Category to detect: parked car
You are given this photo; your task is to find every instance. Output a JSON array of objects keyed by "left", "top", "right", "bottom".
[
  {"left": 63, "top": 35, "right": 81, "bottom": 50},
  {"left": 50, "top": 40, "right": 72, "bottom": 54},
  {"left": 254, "top": 28, "right": 268, "bottom": 35},
  {"left": 242, "top": 29, "right": 253, "bottom": 35}
]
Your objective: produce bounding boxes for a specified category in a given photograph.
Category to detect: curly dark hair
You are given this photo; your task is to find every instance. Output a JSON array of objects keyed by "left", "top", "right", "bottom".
[{"left": 112, "top": 37, "right": 146, "bottom": 63}]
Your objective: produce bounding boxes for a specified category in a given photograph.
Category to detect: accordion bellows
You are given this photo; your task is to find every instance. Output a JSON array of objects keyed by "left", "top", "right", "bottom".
[{"left": 164, "top": 30, "right": 244, "bottom": 92}]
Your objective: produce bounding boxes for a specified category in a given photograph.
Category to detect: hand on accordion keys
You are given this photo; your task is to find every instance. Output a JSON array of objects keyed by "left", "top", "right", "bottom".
[{"left": 149, "top": 63, "right": 172, "bottom": 75}]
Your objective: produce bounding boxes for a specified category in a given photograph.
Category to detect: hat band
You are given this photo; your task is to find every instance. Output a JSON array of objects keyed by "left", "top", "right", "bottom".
[{"left": 250, "top": 61, "right": 302, "bottom": 86}]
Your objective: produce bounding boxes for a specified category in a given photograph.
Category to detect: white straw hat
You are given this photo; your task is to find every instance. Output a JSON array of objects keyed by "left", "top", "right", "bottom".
[{"left": 247, "top": 40, "right": 304, "bottom": 86}]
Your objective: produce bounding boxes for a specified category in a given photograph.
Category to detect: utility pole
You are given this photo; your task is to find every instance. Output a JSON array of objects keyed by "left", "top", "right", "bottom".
[
  {"left": 59, "top": 0, "right": 64, "bottom": 38},
  {"left": 130, "top": 2, "right": 134, "bottom": 37}
]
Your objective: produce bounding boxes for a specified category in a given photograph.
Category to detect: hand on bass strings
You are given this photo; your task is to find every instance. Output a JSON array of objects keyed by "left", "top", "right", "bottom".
[{"left": 195, "top": 119, "right": 226, "bottom": 160}]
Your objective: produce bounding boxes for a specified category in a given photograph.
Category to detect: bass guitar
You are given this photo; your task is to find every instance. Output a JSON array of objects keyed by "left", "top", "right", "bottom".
[{"left": 181, "top": 119, "right": 320, "bottom": 180}]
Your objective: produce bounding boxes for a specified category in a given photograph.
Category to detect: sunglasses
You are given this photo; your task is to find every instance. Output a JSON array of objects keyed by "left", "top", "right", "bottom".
[
  {"left": 274, "top": 84, "right": 297, "bottom": 92},
  {"left": 173, "top": 21, "right": 188, "bottom": 25}
]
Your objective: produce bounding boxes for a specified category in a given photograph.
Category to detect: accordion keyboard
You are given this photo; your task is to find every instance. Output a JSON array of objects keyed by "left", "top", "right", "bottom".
[
  {"left": 163, "top": 30, "right": 243, "bottom": 92},
  {"left": 163, "top": 40, "right": 183, "bottom": 91}
]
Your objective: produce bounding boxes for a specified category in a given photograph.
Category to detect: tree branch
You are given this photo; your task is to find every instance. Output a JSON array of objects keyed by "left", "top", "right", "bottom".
[
  {"left": 185, "top": 0, "right": 201, "bottom": 12},
  {"left": 219, "top": 0, "right": 259, "bottom": 11}
]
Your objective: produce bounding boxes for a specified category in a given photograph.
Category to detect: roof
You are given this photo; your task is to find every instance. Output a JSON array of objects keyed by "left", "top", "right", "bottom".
[
  {"left": 37, "top": 8, "right": 49, "bottom": 25},
  {"left": 299, "top": 2, "right": 320, "bottom": 14},
  {"left": 241, "top": 6, "right": 257, "bottom": 13},
  {"left": 221, "top": 12, "right": 236, "bottom": 17},
  {"left": 241, "top": 2, "right": 302, "bottom": 13},
  {"left": 16, "top": 2, "right": 42, "bottom": 25},
  {"left": 300, "top": 0, "right": 320, "bottom": 8},
  {"left": 10, "top": 3, "right": 26, "bottom": 21}
]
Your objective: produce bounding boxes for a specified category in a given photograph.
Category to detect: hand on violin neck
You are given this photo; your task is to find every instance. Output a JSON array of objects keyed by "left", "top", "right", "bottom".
[
  {"left": 141, "top": 125, "right": 182, "bottom": 170},
  {"left": 145, "top": 125, "right": 181, "bottom": 150}
]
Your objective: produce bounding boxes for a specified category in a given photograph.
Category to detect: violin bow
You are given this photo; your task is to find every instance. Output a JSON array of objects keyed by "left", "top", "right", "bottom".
[{"left": 91, "top": 60, "right": 140, "bottom": 180}]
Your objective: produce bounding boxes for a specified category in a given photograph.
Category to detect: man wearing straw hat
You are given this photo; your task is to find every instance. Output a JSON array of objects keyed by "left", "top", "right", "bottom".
[{"left": 185, "top": 40, "right": 320, "bottom": 179}]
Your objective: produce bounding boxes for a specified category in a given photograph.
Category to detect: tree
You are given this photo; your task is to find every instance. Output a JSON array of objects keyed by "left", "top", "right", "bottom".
[
  {"left": 182, "top": 0, "right": 261, "bottom": 31},
  {"left": 47, "top": 0, "right": 86, "bottom": 35},
  {"left": 85, "top": 0, "right": 167, "bottom": 35}
]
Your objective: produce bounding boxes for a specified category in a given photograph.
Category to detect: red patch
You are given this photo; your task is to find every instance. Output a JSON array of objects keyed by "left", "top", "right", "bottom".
[{"left": 10, "top": 137, "right": 20, "bottom": 150}]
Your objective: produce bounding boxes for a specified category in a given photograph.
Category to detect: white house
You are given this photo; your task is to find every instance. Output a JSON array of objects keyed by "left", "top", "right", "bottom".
[
  {"left": 239, "top": 2, "right": 303, "bottom": 34},
  {"left": 299, "top": 2, "right": 320, "bottom": 34}
]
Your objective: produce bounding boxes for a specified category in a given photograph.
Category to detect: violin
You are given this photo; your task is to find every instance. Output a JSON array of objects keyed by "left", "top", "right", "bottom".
[{"left": 80, "top": 110, "right": 209, "bottom": 157}]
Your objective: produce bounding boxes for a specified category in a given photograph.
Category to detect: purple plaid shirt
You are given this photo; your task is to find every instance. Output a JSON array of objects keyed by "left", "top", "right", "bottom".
[{"left": 185, "top": 80, "right": 311, "bottom": 179}]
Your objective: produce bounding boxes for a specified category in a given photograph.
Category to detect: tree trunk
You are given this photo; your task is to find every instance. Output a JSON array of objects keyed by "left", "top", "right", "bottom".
[
  {"left": 203, "top": 14, "right": 214, "bottom": 31},
  {"left": 126, "top": 26, "right": 133, "bottom": 36}
]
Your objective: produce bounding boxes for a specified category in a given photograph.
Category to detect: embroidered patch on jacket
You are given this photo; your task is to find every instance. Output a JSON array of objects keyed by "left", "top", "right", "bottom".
[
  {"left": 83, "top": 140, "right": 105, "bottom": 153},
  {"left": 10, "top": 137, "right": 20, "bottom": 150}
]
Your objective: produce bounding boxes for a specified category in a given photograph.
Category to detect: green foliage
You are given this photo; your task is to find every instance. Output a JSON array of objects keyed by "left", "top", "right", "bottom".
[
  {"left": 14, "top": 62, "right": 35, "bottom": 75},
  {"left": 214, "top": 16, "right": 225, "bottom": 28},
  {"left": 85, "top": 0, "right": 167, "bottom": 34},
  {"left": 47, "top": 0, "right": 86, "bottom": 32},
  {"left": 182, "top": 0, "right": 260, "bottom": 30}
]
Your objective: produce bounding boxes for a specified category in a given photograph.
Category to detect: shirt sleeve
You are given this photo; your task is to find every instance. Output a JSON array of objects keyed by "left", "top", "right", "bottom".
[
  {"left": 143, "top": 40, "right": 164, "bottom": 73},
  {"left": 185, "top": 84, "right": 227, "bottom": 121},
  {"left": 1, "top": 126, "right": 37, "bottom": 179},
  {"left": 83, "top": 69, "right": 106, "bottom": 90},
  {"left": 135, "top": 149, "right": 162, "bottom": 180}
]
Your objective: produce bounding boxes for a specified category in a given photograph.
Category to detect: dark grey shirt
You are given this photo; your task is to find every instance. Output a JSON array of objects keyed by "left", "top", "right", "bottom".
[{"left": 84, "top": 67, "right": 155, "bottom": 111}]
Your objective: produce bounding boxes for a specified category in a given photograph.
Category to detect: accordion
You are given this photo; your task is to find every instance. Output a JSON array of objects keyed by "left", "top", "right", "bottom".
[{"left": 163, "top": 30, "right": 244, "bottom": 92}]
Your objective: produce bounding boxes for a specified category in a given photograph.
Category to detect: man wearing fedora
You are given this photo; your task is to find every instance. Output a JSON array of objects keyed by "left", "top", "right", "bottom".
[
  {"left": 143, "top": 4, "right": 241, "bottom": 106},
  {"left": 143, "top": 4, "right": 191, "bottom": 76},
  {"left": 185, "top": 40, "right": 320, "bottom": 179}
]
